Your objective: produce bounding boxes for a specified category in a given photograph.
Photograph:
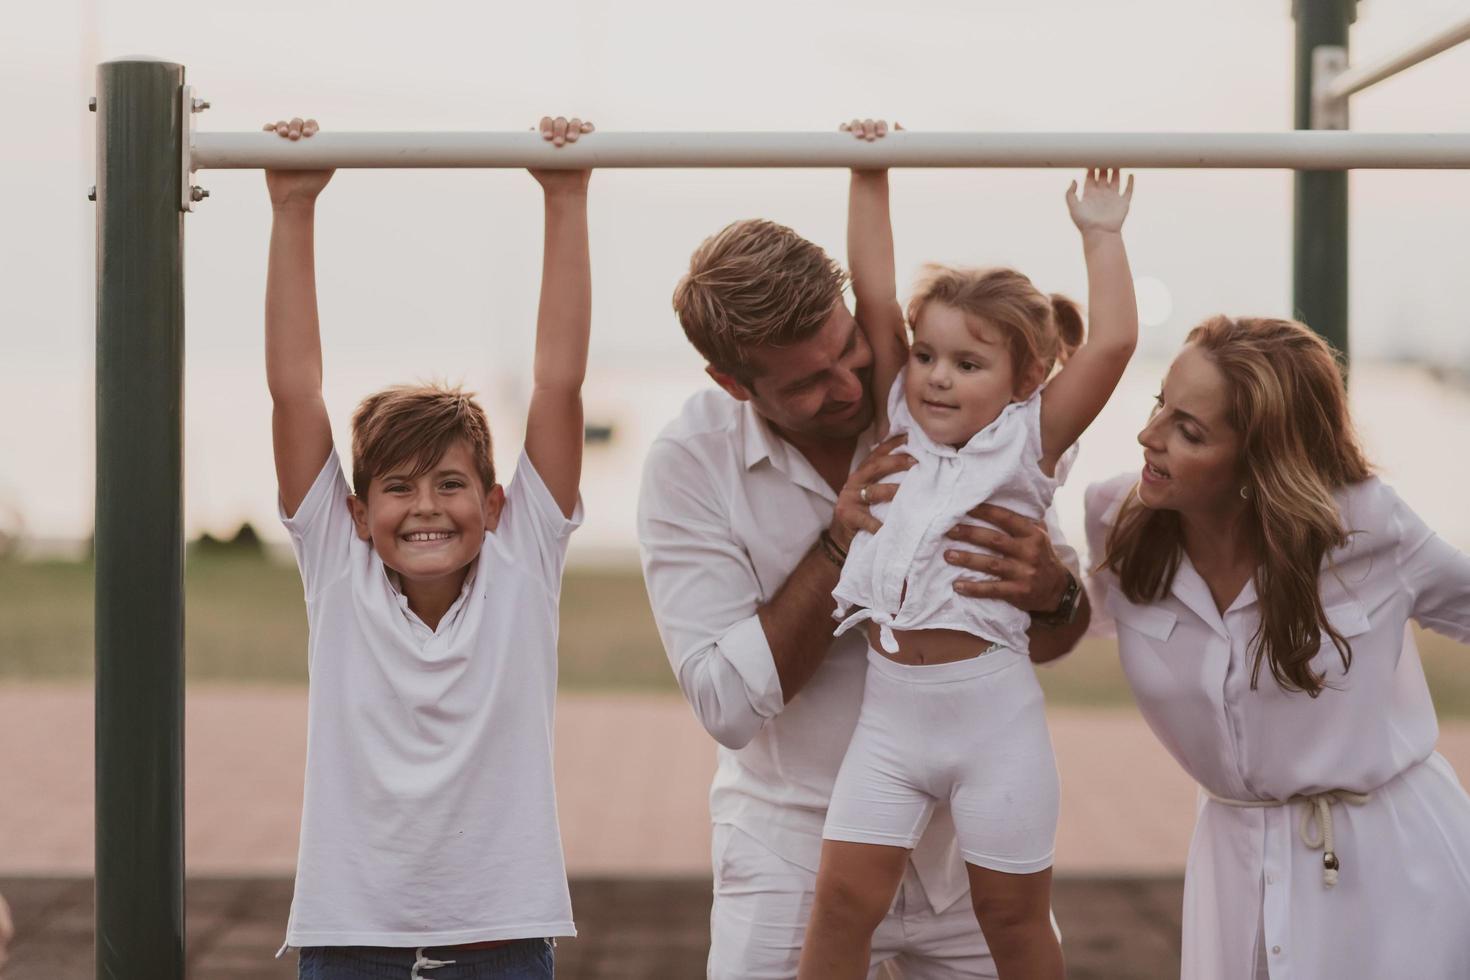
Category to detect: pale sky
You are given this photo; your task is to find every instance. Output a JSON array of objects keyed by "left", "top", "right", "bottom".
[{"left": 3, "top": 0, "right": 1469, "bottom": 556}]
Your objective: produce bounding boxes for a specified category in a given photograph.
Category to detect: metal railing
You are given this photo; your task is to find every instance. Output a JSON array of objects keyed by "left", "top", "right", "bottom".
[
  {"left": 1323, "top": 12, "right": 1470, "bottom": 101},
  {"left": 190, "top": 130, "right": 1470, "bottom": 171}
]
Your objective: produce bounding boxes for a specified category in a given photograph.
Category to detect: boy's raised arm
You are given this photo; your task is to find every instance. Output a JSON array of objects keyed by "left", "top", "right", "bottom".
[
  {"left": 263, "top": 117, "right": 335, "bottom": 517},
  {"left": 1040, "top": 168, "right": 1139, "bottom": 470},
  {"left": 843, "top": 119, "right": 908, "bottom": 434},
  {"left": 524, "top": 116, "right": 595, "bottom": 518}
]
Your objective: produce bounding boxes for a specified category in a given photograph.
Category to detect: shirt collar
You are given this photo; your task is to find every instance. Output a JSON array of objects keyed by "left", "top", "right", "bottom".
[
  {"left": 383, "top": 556, "right": 480, "bottom": 627},
  {"left": 737, "top": 400, "right": 876, "bottom": 504},
  {"left": 739, "top": 400, "right": 782, "bottom": 471}
]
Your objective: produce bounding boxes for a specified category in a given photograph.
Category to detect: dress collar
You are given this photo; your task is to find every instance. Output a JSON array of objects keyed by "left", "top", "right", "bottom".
[{"left": 1170, "top": 552, "right": 1259, "bottom": 640}]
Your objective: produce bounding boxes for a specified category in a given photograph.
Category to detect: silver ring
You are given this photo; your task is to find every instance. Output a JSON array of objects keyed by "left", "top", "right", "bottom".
[{"left": 859, "top": 484, "right": 870, "bottom": 505}]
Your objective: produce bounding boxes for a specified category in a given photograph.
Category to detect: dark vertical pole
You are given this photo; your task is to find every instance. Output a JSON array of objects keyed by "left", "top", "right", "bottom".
[
  {"left": 1293, "top": 0, "right": 1355, "bottom": 360},
  {"left": 94, "top": 57, "right": 186, "bottom": 980}
]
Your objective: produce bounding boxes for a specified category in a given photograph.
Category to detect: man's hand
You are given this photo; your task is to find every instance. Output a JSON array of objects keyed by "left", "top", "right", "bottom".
[
  {"left": 830, "top": 433, "right": 914, "bottom": 551},
  {"left": 944, "top": 503, "right": 1071, "bottom": 612},
  {"left": 529, "top": 115, "right": 594, "bottom": 195},
  {"left": 262, "top": 117, "right": 333, "bottom": 211}
]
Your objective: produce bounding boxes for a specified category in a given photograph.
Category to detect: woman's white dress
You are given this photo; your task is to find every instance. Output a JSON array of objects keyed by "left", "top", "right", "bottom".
[{"left": 1085, "top": 473, "right": 1470, "bottom": 979}]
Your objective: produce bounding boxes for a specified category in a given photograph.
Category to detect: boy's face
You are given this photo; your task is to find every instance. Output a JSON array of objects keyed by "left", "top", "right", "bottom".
[{"left": 347, "top": 440, "right": 504, "bottom": 585}]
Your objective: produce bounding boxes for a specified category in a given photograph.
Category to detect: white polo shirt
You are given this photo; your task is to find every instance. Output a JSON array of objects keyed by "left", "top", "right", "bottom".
[
  {"left": 637, "top": 388, "right": 1078, "bottom": 914},
  {"left": 279, "top": 448, "right": 580, "bottom": 949}
]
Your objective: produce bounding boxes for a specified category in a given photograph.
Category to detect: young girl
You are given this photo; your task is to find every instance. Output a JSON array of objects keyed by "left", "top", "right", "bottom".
[{"left": 797, "top": 121, "right": 1137, "bottom": 980}]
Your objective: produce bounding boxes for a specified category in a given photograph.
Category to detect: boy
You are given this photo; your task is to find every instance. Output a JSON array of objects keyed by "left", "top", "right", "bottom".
[{"left": 263, "top": 114, "right": 594, "bottom": 978}]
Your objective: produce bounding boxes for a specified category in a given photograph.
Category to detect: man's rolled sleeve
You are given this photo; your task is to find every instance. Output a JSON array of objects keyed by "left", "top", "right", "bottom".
[{"left": 639, "top": 439, "right": 785, "bottom": 749}]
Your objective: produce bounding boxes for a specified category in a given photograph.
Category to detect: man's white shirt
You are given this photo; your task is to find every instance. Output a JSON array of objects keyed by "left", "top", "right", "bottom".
[{"left": 637, "top": 388, "right": 1078, "bottom": 913}]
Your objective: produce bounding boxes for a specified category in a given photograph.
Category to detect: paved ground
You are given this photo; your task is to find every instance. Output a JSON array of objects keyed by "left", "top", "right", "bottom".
[
  {"left": 3, "top": 684, "right": 1469, "bottom": 976},
  {"left": 6, "top": 684, "right": 1470, "bottom": 877},
  {"left": 0, "top": 874, "right": 1184, "bottom": 979},
  {"left": 0, "top": 685, "right": 1224, "bottom": 876}
]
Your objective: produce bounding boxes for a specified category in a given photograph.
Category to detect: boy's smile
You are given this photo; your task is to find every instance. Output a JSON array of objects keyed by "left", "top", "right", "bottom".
[{"left": 348, "top": 440, "right": 505, "bottom": 604}]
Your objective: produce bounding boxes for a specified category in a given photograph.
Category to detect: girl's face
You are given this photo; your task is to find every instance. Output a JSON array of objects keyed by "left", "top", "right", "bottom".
[
  {"left": 904, "top": 302, "right": 1032, "bottom": 448},
  {"left": 1136, "top": 345, "right": 1246, "bottom": 515}
]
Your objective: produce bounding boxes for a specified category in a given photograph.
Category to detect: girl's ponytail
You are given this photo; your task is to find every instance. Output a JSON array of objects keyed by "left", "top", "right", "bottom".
[{"left": 1050, "top": 294, "right": 1085, "bottom": 365}]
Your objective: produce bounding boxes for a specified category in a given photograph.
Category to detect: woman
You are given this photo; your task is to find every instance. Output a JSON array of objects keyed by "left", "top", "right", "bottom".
[{"left": 1085, "top": 316, "right": 1470, "bottom": 978}]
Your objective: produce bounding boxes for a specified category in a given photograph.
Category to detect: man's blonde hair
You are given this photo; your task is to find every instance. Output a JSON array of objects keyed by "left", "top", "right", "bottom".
[
  {"left": 672, "top": 219, "right": 849, "bottom": 381},
  {"left": 350, "top": 384, "right": 495, "bottom": 497}
]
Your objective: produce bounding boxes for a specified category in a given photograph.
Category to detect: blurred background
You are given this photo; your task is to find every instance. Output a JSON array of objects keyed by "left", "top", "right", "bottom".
[{"left": 2, "top": 0, "right": 1468, "bottom": 976}]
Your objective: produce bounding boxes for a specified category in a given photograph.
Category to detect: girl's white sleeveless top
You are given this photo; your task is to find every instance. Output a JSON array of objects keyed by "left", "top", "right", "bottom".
[{"left": 833, "top": 371, "right": 1070, "bottom": 654}]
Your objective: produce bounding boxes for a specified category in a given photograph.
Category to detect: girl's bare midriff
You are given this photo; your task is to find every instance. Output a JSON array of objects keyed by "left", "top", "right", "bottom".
[{"left": 865, "top": 622, "right": 1001, "bottom": 665}]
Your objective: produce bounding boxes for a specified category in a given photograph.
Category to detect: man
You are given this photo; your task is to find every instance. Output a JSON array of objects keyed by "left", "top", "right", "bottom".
[{"left": 638, "top": 217, "right": 1089, "bottom": 979}]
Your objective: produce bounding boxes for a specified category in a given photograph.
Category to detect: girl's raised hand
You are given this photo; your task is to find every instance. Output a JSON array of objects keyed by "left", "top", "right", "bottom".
[
  {"left": 262, "top": 117, "right": 333, "bottom": 210},
  {"left": 1066, "top": 167, "right": 1134, "bottom": 234}
]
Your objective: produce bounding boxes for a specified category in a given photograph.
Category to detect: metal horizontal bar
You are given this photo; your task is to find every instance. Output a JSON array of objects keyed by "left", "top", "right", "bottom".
[
  {"left": 191, "top": 131, "right": 1470, "bottom": 171},
  {"left": 1326, "top": 13, "right": 1470, "bottom": 100}
]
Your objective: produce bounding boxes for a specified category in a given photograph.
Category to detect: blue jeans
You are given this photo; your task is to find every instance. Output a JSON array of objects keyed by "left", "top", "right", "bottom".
[{"left": 298, "top": 940, "right": 554, "bottom": 979}]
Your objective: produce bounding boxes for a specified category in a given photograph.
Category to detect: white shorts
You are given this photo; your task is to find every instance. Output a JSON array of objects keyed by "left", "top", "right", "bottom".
[
  {"left": 709, "top": 823, "right": 997, "bottom": 979},
  {"left": 824, "top": 647, "right": 1060, "bottom": 874}
]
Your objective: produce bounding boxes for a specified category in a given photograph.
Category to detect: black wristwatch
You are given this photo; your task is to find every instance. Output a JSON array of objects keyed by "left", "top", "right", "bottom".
[{"left": 1032, "top": 571, "right": 1081, "bottom": 628}]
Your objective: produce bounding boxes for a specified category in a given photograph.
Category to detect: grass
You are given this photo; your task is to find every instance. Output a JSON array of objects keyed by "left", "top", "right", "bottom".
[{"left": 2, "top": 556, "right": 1467, "bottom": 717}]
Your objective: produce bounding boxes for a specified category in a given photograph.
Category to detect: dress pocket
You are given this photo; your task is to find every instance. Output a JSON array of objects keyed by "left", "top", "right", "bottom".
[{"left": 1322, "top": 599, "right": 1371, "bottom": 639}]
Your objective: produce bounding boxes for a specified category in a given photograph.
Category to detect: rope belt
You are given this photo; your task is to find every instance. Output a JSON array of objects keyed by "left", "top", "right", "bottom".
[
  {"left": 411, "top": 947, "right": 456, "bottom": 978},
  {"left": 1205, "top": 788, "right": 1374, "bottom": 887}
]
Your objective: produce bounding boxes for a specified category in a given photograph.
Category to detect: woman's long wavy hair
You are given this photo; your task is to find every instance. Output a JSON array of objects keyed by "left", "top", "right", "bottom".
[{"left": 1102, "top": 316, "right": 1373, "bottom": 696}]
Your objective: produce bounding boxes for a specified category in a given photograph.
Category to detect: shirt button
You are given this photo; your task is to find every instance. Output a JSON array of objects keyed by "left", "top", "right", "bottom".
[
  {"left": 1266, "top": 873, "right": 1275, "bottom": 884},
  {"left": 1272, "top": 946, "right": 1282, "bottom": 955}
]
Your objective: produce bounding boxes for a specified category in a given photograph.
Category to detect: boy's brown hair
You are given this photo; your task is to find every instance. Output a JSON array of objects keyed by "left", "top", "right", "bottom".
[
  {"left": 672, "top": 219, "right": 849, "bottom": 382},
  {"left": 350, "top": 384, "right": 495, "bottom": 498}
]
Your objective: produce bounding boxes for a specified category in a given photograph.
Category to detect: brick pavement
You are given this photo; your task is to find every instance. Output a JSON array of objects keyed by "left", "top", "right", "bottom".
[
  {"left": 4, "top": 683, "right": 1470, "bottom": 876},
  {"left": 5, "top": 683, "right": 1470, "bottom": 978}
]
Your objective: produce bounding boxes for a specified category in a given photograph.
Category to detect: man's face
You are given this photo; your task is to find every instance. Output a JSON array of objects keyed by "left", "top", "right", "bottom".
[{"left": 710, "top": 301, "right": 875, "bottom": 444}]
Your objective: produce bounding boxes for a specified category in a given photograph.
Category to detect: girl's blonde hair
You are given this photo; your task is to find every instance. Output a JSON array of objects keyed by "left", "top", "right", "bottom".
[
  {"left": 906, "top": 265, "right": 1083, "bottom": 383},
  {"left": 1101, "top": 316, "right": 1374, "bottom": 697}
]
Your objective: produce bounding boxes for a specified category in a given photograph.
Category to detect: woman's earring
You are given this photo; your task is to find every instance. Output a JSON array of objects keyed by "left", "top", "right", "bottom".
[{"left": 1240, "top": 485, "right": 1251, "bottom": 500}]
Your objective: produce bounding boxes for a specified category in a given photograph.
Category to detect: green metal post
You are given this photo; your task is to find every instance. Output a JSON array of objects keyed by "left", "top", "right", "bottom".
[
  {"left": 1293, "top": 0, "right": 1356, "bottom": 360},
  {"left": 94, "top": 57, "right": 186, "bottom": 980}
]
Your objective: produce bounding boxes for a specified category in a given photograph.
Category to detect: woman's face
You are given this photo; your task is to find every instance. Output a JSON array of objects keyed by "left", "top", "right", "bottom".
[{"left": 1136, "top": 345, "right": 1246, "bottom": 515}]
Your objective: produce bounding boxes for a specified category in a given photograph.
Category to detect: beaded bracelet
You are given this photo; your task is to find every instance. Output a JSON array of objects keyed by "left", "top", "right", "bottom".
[{"left": 817, "top": 529, "right": 848, "bottom": 568}]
